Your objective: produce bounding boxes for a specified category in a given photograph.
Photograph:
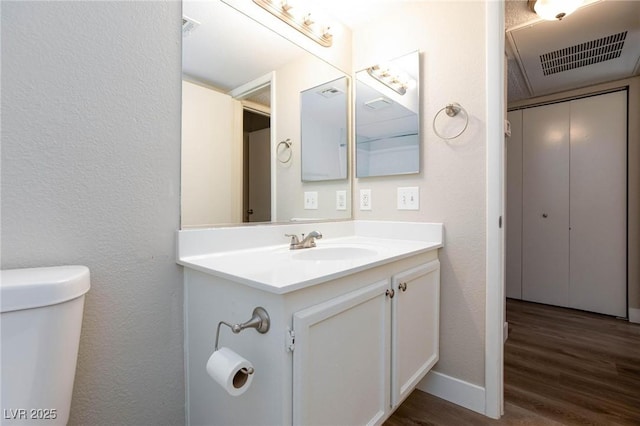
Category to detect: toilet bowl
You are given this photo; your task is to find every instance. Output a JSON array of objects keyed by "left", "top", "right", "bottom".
[{"left": 1, "top": 266, "right": 90, "bottom": 425}]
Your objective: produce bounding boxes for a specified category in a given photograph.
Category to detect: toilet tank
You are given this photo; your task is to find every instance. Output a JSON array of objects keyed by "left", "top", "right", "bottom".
[{"left": 1, "top": 266, "right": 90, "bottom": 425}]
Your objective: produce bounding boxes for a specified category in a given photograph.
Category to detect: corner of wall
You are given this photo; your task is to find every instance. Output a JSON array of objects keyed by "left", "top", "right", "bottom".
[{"left": 417, "top": 371, "right": 486, "bottom": 415}]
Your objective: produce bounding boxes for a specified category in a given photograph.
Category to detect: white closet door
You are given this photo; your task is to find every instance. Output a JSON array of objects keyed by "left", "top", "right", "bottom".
[
  {"left": 522, "top": 102, "right": 571, "bottom": 307},
  {"left": 569, "top": 91, "right": 627, "bottom": 317},
  {"left": 506, "top": 110, "right": 523, "bottom": 299}
]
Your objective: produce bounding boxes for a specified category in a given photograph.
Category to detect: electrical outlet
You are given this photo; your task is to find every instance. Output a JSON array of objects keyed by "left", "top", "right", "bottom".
[
  {"left": 397, "top": 187, "right": 419, "bottom": 210},
  {"left": 336, "top": 190, "right": 347, "bottom": 211},
  {"left": 304, "top": 191, "right": 318, "bottom": 210},
  {"left": 360, "top": 189, "right": 372, "bottom": 211}
]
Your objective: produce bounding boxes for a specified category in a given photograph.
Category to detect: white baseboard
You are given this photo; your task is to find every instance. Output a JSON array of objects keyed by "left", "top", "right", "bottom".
[
  {"left": 416, "top": 370, "right": 486, "bottom": 415},
  {"left": 629, "top": 308, "right": 640, "bottom": 324}
]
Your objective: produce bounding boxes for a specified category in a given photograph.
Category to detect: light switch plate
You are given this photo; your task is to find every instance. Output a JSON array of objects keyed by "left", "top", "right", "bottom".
[
  {"left": 360, "top": 189, "right": 372, "bottom": 211},
  {"left": 397, "top": 187, "right": 419, "bottom": 210},
  {"left": 304, "top": 191, "right": 318, "bottom": 210},
  {"left": 336, "top": 190, "right": 347, "bottom": 210}
]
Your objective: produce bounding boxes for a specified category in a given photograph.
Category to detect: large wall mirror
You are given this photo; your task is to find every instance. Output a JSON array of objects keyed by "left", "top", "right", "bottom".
[
  {"left": 355, "top": 51, "right": 420, "bottom": 178},
  {"left": 181, "top": 0, "right": 351, "bottom": 228}
]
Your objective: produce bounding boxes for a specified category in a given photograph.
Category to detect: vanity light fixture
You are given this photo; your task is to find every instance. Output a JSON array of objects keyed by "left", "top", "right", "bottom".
[
  {"left": 528, "top": 0, "right": 583, "bottom": 21},
  {"left": 366, "top": 65, "right": 411, "bottom": 96},
  {"left": 253, "top": 0, "right": 333, "bottom": 47}
]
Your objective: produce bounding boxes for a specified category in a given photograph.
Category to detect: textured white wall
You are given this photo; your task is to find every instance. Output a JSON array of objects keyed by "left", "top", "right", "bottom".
[
  {"left": 1, "top": 2, "right": 184, "bottom": 425},
  {"left": 352, "top": 1, "right": 488, "bottom": 386}
]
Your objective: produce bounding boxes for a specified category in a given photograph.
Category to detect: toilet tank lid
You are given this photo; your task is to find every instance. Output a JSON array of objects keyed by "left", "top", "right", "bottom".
[{"left": 1, "top": 265, "right": 90, "bottom": 313}]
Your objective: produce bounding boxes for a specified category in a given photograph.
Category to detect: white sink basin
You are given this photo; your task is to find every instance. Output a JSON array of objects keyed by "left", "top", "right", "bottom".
[
  {"left": 292, "top": 246, "right": 379, "bottom": 261},
  {"left": 178, "top": 229, "right": 443, "bottom": 294}
]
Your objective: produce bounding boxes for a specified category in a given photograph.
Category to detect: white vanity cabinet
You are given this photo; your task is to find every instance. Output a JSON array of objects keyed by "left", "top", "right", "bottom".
[
  {"left": 292, "top": 259, "right": 440, "bottom": 426},
  {"left": 183, "top": 251, "right": 440, "bottom": 426},
  {"left": 292, "top": 279, "right": 391, "bottom": 425},
  {"left": 390, "top": 261, "right": 440, "bottom": 408},
  {"left": 179, "top": 220, "right": 443, "bottom": 426}
]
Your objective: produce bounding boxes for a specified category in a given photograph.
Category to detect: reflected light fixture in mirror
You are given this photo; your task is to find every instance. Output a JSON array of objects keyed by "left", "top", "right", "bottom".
[
  {"left": 366, "top": 64, "right": 414, "bottom": 96},
  {"left": 253, "top": 0, "right": 333, "bottom": 47},
  {"left": 528, "top": 0, "right": 583, "bottom": 21}
]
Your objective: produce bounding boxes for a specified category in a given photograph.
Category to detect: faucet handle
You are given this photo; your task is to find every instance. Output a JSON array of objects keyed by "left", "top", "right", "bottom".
[{"left": 285, "top": 234, "right": 300, "bottom": 244}]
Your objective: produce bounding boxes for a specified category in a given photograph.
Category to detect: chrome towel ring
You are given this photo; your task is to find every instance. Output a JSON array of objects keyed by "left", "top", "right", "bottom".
[
  {"left": 277, "top": 138, "right": 292, "bottom": 163},
  {"left": 433, "top": 102, "right": 469, "bottom": 140}
]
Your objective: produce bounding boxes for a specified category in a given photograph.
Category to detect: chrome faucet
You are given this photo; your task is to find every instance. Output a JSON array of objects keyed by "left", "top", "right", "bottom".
[{"left": 285, "top": 231, "right": 323, "bottom": 250}]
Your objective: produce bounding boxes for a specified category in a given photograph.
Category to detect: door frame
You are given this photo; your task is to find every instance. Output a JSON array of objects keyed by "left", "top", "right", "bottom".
[
  {"left": 230, "top": 72, "right": 277, "bottom": 221},
  {"left": 486, "top": 0, "right": 505, "bottom": 418}
]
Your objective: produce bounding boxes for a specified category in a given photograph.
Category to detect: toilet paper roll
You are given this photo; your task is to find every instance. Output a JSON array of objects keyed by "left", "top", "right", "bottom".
[{"left": 206, "top": 347, "right": 254, "bottom": 396}]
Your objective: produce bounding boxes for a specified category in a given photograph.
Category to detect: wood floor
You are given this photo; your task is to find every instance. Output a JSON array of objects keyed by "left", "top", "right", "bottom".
[{"left": 385, "top": 299, "right": 640, "bottom": 425}]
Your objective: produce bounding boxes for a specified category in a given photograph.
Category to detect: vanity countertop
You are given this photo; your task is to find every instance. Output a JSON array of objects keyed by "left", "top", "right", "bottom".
[{"left": 177, "top": 221, "right": 443, "bottom": 294}]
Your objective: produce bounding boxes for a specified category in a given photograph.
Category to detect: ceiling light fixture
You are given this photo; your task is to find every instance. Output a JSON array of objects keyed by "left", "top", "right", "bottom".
[
  {"left": 366, "top": 65, "right": 411, "bottom": 96},
  {"left": 528, "top": 0, "right": 583, "bottom": 21},
  {"left": 253, "top": 0, "right": 333, "bottom": 47}
]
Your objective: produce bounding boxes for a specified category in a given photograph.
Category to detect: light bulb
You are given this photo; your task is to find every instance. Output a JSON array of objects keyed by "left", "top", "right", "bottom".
[{"left": 533, "top": 0, "right": 583, "bottom": 20}]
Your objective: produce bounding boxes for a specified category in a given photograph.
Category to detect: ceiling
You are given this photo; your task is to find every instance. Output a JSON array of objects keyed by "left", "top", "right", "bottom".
[
  {"left": 183, "top": 1, "right": 640, "bottom": 106},
  {"left": 182, "top": 0, "right": 306, "bottom": 91},
  {"left": 505, "top": 0, "right": 640, "bottom": 104}
]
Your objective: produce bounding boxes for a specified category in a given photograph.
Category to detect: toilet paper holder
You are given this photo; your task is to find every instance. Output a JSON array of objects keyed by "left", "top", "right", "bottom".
[{"left": 214, "top": 307, "right": 271, "bottom": 351}]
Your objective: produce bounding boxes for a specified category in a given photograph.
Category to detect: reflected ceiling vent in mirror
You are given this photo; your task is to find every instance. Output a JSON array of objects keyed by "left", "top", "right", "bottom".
[
  {"left": 317, "top": 87, "right": 344, "bottom": 98},
  {"left": 540, "top": 31, "right": 627, "bottom": 75},
  {"left": 182, "top": 15, "right": 200, "bottom": 37},
  {"left": 364, "top": 97, "right": 393, "bottom": 111}
]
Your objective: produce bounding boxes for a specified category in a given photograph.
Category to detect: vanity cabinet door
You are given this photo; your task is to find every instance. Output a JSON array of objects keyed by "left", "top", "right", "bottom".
[
  {"left": 391, "top": 260, "right": 440, "bottom": 408},
  {"left": 292, "top": 279, "right": 391, "bottom": 426}
]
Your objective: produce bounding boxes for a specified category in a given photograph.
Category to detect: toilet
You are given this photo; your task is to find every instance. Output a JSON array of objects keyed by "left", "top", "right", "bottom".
[{"left": 1, "top": 266, "right": 90, "bottom": 425}]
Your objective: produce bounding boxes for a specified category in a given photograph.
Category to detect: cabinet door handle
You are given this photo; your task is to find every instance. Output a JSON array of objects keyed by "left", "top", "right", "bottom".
[
  {"left": 398, "top": 282, "right": 407, "bottom": 292},
  {"left": 542, "top": 213, "right": 548, "bottom": 218},
  {"left": 385, "top": 289, "right": 395, "bottom": 299}
]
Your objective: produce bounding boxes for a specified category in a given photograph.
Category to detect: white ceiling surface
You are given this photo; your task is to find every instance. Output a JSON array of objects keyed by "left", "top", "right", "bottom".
[
  {"left": 182, "top": 0, "right": 402, "bottom": 93},
  {"left": 506, "top": 0, "right": 640, "bottom": 103},
  {"left": 183, "top": 1, "right": 640, "bottom": 104},
  {"left": 182, "top": 0, "right": 306, "bottom": 91}
]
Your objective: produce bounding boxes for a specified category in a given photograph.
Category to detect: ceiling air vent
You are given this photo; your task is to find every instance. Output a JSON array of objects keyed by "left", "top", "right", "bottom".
[
  {"left": 182, "top": 15, "right": 200, "bottom": 37},
  {"left": 364, "top": 97, "right": 393, "bottom": 110},
  {"left": 317, "top": 87, "right": 344, "bottom": 98},
  {"left": 539, "top": 31, "right": 627, "bottom": 76}
]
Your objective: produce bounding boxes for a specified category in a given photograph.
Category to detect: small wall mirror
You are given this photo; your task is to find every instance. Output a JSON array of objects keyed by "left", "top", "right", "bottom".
[
  {"left": 355, "top": 51, "right": 420, "bottom": 178},
  {"left": 301, "top": 77, "right": 349, "bottom": 182}
]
